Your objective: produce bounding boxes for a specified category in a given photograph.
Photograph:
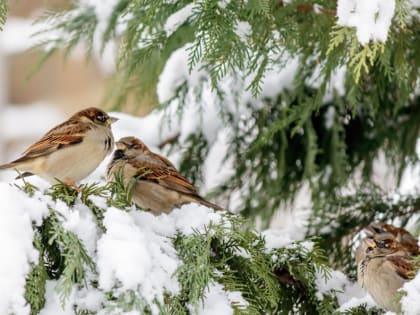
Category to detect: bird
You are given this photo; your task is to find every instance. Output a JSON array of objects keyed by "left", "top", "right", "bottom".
[
  {"left": 106, "top": 136, "right": 223, "bottom": 214},
  {"left": 357, "top": 236, "right": 415, "bottom": 313},
  {"left": 0, "top": 107, "right": 118, "bottom": 188}
]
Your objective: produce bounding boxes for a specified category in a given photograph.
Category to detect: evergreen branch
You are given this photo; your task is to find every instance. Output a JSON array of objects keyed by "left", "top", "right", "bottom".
[
  {"left": 24, "top": 232, "right": 47, "bottom": 315},
  {"left": 47, "top": 208, "right": 95, "bottom": 306},
  {"left": 47, "top": 181, "right": 79, "bottom": 207},
  {"left": 80, "top": 183, "right": 108, "bottom": 230}
]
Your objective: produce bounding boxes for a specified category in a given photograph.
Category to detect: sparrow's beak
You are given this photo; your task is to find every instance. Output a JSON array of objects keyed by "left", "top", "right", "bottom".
[{"left": 107, "top": 116, "right": 119, "bottom": 126}]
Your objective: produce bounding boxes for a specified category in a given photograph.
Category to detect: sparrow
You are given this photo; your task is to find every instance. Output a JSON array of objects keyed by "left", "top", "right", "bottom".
[
  {"left": 0, "top": 107, "right": 118, "bottom": 188},
  {"left": 106, "top": 136, "right": 223, "bottom": 214},
  {"left": 357, "top": 237, "right": 416, "bottom": 313},
  {"left": 365, "top": 222, "right": 419, "bottom": 256}
]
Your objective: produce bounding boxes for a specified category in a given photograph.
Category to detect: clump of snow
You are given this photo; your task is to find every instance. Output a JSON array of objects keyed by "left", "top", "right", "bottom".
[
  {"left": 157, "top": 45, "right": 205, "bottom": 104},
  {"left": 164, "top": 4, "right": 195, "bottom": 36},
  {"left": 0, "top": 183, "right": 49, "bottom": 315},
  {"left": 234, "top": 21, "right": 252, "bottom": 42},
  {"left": 337, "top": 0, "right": 396, "bottom": 45},
  {"left": 193, "top": 282, "right": 247, "bottom": 315},
  {"left": 262, "top": 229, "right": 294, "bottom": 250},
  {"left": 316, "top": 270, "right": 374, "bottom": 310}
]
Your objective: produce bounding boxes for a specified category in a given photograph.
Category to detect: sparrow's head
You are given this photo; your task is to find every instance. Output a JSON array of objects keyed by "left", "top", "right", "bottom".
[
  {"left": 72, "top": 107, "right": 118, "bottom": 127},
  {"left": 113, "top": 136, "right": 149, "bottom": 159}
]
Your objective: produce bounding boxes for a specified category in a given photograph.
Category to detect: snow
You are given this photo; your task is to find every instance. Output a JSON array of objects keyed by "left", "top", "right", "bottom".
[
  {"left": 400, "top": 235, "right": 420, "bottom": 315},
  {"left": 234, "top": 21, "right": 252, "bottom": 42},
  {"left": 337, "top": 0, "right": 396, "bottom": 45},
  {"left": 316, "top": 270, "right": 374, "bottom": 309},
  {"left": 164, "top": 3, "right": 195, "bottom": 37},
  {"left": 0, "top": 183, "right": 49, "bottom": 315},
  {"left": 193, "top": 282, "right": 247, "bottom": 315}
]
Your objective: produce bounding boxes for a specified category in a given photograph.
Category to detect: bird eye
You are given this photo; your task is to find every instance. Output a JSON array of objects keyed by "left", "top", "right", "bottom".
[
  {"left": 96, "top": 114, "right": 107, "bottom": 123},
  {"left": 377, "top": 241, "right": 389, "bottom": 249},
  {"left": 373, "top": 227, "right": 382, "bottom": 233}
]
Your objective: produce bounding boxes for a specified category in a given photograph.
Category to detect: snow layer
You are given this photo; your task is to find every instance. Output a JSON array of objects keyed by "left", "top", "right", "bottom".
[
  {"left": 337, "top": 0, "right": 396, "bottom": 44},
  {"left": 164, "top": 3, "right": 195, "bottom": 36},
  {"left": 0, "top": 183, "right": 48, "bottom": 315}
]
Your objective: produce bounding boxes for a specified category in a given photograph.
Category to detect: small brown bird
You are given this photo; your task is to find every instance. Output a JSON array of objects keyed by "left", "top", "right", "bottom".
[
  {"left": 357, "top": 237, "right": 415, "bottom": 313},
  {"left": 107, "top": 136, "right": 223, "bottom": 214},
  {"left": 0, "top": 107, "right": 118, "bottom": 188}
]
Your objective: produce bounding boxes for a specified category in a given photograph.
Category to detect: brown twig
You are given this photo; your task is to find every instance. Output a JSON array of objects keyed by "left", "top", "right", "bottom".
[
  {"left": 158, "top": 132, "right": 180, "bottom": 149},
  {"left": 276, "top": 2, "right": 336, "bottom": 17}
]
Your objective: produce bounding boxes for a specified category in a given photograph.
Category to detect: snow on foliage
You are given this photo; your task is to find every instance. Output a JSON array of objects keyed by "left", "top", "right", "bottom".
[{"left": 337, "top": 0, "right": 396, "bottom": 44}]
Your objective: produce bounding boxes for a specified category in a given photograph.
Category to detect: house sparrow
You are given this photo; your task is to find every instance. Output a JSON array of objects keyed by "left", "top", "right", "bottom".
[
  {"left": 0, "top": 107, "right": 117, "bottom": 187},
  {"left": 106, "top": 136, "right": 223, "bottom": 214},
  {"left": 365, "top": 222, "right": 419, "bottom": 256},
  {"left": 357, "top": 237, "right": 416, "bottom": 313}
]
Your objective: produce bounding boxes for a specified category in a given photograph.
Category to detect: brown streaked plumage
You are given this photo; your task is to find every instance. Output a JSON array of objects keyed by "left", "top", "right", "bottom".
[
  {"left": 0, "top": 107, "right": 118, "bottom": 185},
  {"left": 106, "top": 136, "right": 223, "bottom": 214}
]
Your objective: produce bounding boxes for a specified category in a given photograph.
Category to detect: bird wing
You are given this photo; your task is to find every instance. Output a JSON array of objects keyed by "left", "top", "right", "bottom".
[
  {"left": 128, "top": 157, "right": 199, "bottom": 196},
  {"left": 386, "top": 256, "right": 415, "bottom": 280},
  {"left": 14, "top": 121, "right": 90, "bottom": 163}
]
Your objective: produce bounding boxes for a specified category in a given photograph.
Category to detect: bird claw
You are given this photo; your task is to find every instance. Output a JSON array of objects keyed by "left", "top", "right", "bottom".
[{"left": 64, "top": 178, "right": 81, "bottom": 192}]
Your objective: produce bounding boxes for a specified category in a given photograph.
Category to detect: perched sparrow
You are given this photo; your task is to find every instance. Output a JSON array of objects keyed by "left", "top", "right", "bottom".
[
  {"left": 0, "top": 107, "right": 117, "bottom": 187},
  {"left": 357, "top": 237, "right": 416, "bottom": 313},
  {"left": 365, "top": 222, "right": 419, "bottom": 256},
  {"left": 107, "top": 136, "right": 223, "bottom": 214}
]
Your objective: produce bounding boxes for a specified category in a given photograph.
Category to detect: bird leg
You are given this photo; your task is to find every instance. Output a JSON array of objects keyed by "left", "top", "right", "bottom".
[{"left": 64, "top": 178, "right": 81, "bottom": 192}]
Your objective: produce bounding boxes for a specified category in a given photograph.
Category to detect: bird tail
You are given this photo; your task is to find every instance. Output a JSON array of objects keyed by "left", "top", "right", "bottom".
[
  {"left": 0, "top": 161, "right": 34, "bottom": 179},
  {"left": 198, "top": 197, "right": 224, "bottom": 211},
  {"left": 0, "top": 162, "right": 15, "bottom": 170}
]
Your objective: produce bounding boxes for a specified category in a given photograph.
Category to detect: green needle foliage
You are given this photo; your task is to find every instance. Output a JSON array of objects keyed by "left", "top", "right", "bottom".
[{"left": 24, "top": 233, "right": 48, "bottom": 315}]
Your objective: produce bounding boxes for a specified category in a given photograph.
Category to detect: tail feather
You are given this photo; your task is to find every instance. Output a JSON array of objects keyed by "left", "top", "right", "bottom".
[
  {"left": 197, "top": 197, "right": 224, "bottom": 211},
  {"left": 0, "top": 162, "right": 15, "bottom": 170}
]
